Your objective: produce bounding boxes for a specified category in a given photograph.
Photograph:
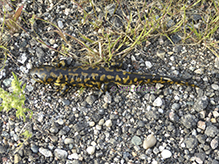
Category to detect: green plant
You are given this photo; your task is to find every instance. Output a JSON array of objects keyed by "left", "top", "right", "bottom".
[
  {"left": 0, "top": 72, "right": 33, "bottom": 122},
  {"left": 3, "top": 5, "right": 23, "bottom": 33}
]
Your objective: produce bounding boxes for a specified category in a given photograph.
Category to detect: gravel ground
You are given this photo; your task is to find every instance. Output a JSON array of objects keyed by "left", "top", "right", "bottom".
[{"left": 1, "top": 1, "right": 219, "bottom": 164}]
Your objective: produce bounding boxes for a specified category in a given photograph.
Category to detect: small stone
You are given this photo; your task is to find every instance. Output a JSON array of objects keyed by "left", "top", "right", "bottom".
[
  {"left": 197, "top": 121, "right": 206, "bottom": 130},
  {"left": 56, "top": 118, "right": 64, "bottom": 125},
  {"left": 58, "top": 20, "right": 64, "bottom": 29},
  {"left": 212, "top": 84, "right": 219, "bottom": 90},
  {"left": 210, "top": 137, "right": 219, "bottom": 149},
  {"left": 194, "top": 68, "right": 204, "bottom": 74},
  {"left": 213, "top": 111, "right": 219, "bottom": 118},
  {"left": 54, "top": 148, "right": 68, "bottom": 159},
  {"left": 169, "top": 111, "right": 179, "bottom": 122},
  {"left": 131, "top": 136, "right": 142, "bottom": 146},
  {"left": 18, "top": 53, "right": 27, "bottom": 64},
  {"left": 181, "top": 114, "right": 197, "bottom": 129},
  {"left": 37, "top": 112, "right": 44, "bottom": 122},
  {"left": 105, "top": 4, "right": 116, "bottom": 16},
  {"left": 14, "top": 154, "right": 21, "bottom": 164},
  {"left": 105, "top": 119, "right": 112, "bottom": 127},
  {"left": 50, "top": 126, "right": 59, "bottom": 133},
  {"left": 143, "top": 134, "right": 157, "bottom": 149},
  {"left": 171, "top": 103, "right": 180, "bottom": 110},
  {"left": 161, "top": 149, "right": 172, "bottom": 159},
  {"left": 184, "top": 137, "right": 198, "bottom": 149},
  {"left": 85, "top": 95, "right": 97, "bottom": 105},
  {"left": 64, "top": 138, "right": 74, "bottom": 144},
  {"left": 145, "top": 61, "right": 152, "bottom": 69},
  {"left": 89, "top": 121, "right": 95, "bottom": 127},
  {"left": 39, "top": 148, "right": 52, "bottom": 157},
  {"left": 153, "top": 97, "right": 163, "bottom": 107},
  {"left": 103, "top": 92, "right": 112, "bottom": 103},
  {"left": 0, "top": 146, "right": 6, "bottom": 154},
  {"left": 205, "top": 125, "right": 219, "bottom": 137},
  {"left": 215, "top": 57, "right": 219, "bottom": 69},
  {"left": 98, "top": 119, "right": 104, "bottom": 125},
  {"left": 86, "top": 146, "right": 95, "bottom": 155},
  {"left": 31, "top": 144, "right": 39, "bottom": 153},
  {"left": 68, "top": 153, "right": 79, "bottom": 160},
  {"left": 156, "top": 50, "right": 165, "bottom": 59},
  {"left": 193, "top": 96, "right": 209, "bottom": 112}
]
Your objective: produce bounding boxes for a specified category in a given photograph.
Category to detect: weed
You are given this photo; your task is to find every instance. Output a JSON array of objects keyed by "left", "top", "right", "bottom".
[{"left": 0, "top": 72, "right": 33, "bottom": 122}]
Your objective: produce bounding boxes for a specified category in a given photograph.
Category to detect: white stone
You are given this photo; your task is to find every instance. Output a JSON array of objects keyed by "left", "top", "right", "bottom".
[
  {"left": 68, "top": 153, "right": 79, "bottom": 160},
  {"left": 64, "top": 138, "right": 74, "bottom": 144},
  {"left": 86, "top": 146, "right": 95, "bottom": 155},
  {"left": 58, "top": 20, "right": 64, "bottom": 29},
  {"left": 161, "top": 149, "right": 172, "bottom": 159},
  {"left": 143, "top": 134, "right": 157, "bottom": 149},
  {"left": 105, "top": 120, "right": 112, "bottom": 127},
  {"left": 153, "top": 97, "right": 163, "bottom": 107},
  {"left": 54, "top": 148, "right": 68, "bottom": 159},
  {"left": 39, "top": 148, "right": 52, "bottom": 157},
  {"left": 89, "top": 121, "right": 95, "bottom": 127},
  {"left": 145, "top": 61, "right": 152, "bottom": 69}
]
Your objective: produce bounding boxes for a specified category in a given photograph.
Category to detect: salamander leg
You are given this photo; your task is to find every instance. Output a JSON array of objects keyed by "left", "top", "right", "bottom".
[
  {"left": 52, "top": 58, "right": 74, "bottom": 68},
  {"left": 106, "top": 62, "right": 127, "bottom": 70},
  {"left": 60, "top": 84, "right": 69, "bottom": 95}
]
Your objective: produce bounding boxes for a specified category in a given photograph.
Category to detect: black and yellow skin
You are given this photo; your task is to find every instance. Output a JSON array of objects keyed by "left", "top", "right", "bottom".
[{"left": 29, "top": 64, "right": 197, "bottom": 94}]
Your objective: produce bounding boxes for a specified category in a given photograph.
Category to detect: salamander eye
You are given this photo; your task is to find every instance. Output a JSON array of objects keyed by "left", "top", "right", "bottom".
[{"left": 33, "top": 74, "right": 40, "bottom": 79}]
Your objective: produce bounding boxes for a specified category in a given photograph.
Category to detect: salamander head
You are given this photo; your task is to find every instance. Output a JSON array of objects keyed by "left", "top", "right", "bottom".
[{"left": 29, "top": 66, "right": 50, "bottom": 83}]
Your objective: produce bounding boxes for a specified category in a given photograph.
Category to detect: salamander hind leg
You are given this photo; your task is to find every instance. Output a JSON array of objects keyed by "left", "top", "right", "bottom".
[{"left": 59, "top": 84, "right": 70, "bottom": 95}]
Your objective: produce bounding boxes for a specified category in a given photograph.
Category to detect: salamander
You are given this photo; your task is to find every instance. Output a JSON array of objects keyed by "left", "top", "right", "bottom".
[{"left": 29, "top": 64, "right": 197, "bottom": 94}]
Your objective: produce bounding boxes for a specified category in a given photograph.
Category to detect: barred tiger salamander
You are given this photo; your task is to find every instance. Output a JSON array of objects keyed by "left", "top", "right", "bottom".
[{"left": 29, "top": 64, "right": 197, "bottom": 94}]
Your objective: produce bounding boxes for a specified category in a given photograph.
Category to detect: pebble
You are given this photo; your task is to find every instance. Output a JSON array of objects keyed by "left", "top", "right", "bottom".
[
  {"left": 145, "top": 61, "right": 152, "bottom": 69},
  {"left": 210, "top": 137, "right": 218, "bottom": 149},
  {"left": 184, "top": 137, "right": 198, "bottom": 149},
  {"left": 85, "top": 95, "right": 97, "bottom": 105},
  {"left": 14, "top": 154, "right": 21, "bottom": 164},
  {"left": 105, "top": 119, "right": 112, "bottom": 127},
  {"left": 156, "top": 50, "right": 165, "bottom": 59},
  {"left": 18, "top": 53, "right": 27, "bottom": 64},
  {"left": 215, "top": 57, "right": 219, "bottom": 69},
  {"left": 194, "top": 68, "right": 204, "bottom": 74},
  {"left": 89, "top": 121, "right": 95, "bottom": 127},
  {"left": 68, "top": 153, "right": 79, "bottom": 160},
  {"left": 54, "top": 148, "right": 68, "bottom": 159},
  {"left": 205, "top": 125, "right": 219, "bottom": 137},
  {"left": 169, "top": 111, "right": 179, "bottom": 122},
  {"left": 39, "top": 148, "right": 52, "bottom": 157},
  {"left": 197, "top": 121, "right": 206, "bottom": 130},
  {"left": 193, "top": 96, "right": 208, "bottom": 112},
  {"left": 213, "top": 110, "right": 219, "bottom": 118},
  {"left": 31, "top": 144, "right": 39, "bottom": 153},
  {"left": 181, "top": 114, "right": 197, "bottom": 129},
  {"left": 161, "top": 149, "right": 172, "bottom": 159},
  {"left": 103, "top": 92, "right": 112, "bottom": 103},
  {"left": 131, "top": 136, "right": 142, "bottom": 146},
  {"left": 212, "top": 84, "right": 219, "bottom": 90},
  {"left": 143, "top": 134, "right": 157, "bottom": 149},
  {"left": 64, "top": 138, "right": 74, "bottom": 144},
  {"left": 86, "top": 146, "right": 95, "bottom": 155},
  {"left": 153, "top": 97, "right": 163, "bottom": 107},
  {"left": 56, "top": 118, "right": 64, "bottom": 125},
  {"left": 98, "top": 119, "right": 105, "bottom": 125},
  {"left": 0, "top": 145, "right": 6, "bottom": 153},
  {"left": 57, "top": 20, "right": 64, "bottom": 29},
  {"left": 195, "top": 153, "right": 206, "bottom": 164}
]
